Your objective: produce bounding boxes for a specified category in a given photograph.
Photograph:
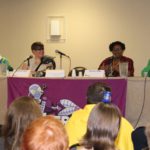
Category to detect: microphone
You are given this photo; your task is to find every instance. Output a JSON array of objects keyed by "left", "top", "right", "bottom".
[
  {"left": 55, "top": 50, "right": 70, "bottom": 58},
  {"left": 24, "top": 55, "right": 33, "bottom": 62},
  {"left": 24, "top": 55, "right": 33, "bottom": 67},
  {"left": 12, "top": 55, "right": 33, "bottom": 77}
]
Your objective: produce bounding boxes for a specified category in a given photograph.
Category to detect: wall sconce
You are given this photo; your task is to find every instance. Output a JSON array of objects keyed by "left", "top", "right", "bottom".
[
  {"left": 50, "top": 20, "right": 61, "bottom": 36},
  {"left": 46, "top": 16, "right": 65, "bottom": 42}
]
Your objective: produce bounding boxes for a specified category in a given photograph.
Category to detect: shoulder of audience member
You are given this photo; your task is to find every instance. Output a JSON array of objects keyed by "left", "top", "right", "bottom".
[
  {"left": 0, "top": 137, "right": 4, "bottom": 150},
  {"left": 121, "top": 117, "right": 134, "bottom": 129}
]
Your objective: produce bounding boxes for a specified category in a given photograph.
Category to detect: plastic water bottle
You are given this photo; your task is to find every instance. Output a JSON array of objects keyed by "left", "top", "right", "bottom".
[
  {"left": 78, "top": 71, "right": 82, "bottom": 77},
  {"left": 72, "top": 69, "right": 76, "bottom": 77}
]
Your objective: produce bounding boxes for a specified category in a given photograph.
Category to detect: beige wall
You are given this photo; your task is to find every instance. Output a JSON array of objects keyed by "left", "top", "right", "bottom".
[{"left": 0, "top": 0, "right": 150, "bottom": 76}]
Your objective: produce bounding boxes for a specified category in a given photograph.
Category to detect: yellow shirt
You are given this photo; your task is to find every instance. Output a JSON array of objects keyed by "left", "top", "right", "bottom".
[{"left": 65, "top": 104, "right": 134, "bottom": 150}]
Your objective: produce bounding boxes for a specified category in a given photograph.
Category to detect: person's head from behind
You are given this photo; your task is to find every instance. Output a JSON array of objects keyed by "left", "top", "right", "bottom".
[
  {"left": 109, "top": 41, "right": 126, "bottom": 58},
  {"left": 81, "top": 102, "right": 121, "bottom": 150},
  {"left": 87, "top": 82, "right": 111, "bottom": 104},
  {"left": 31, "top": 42, "right": 45, "bottom": 59},
  {"left": 22, "top": 115, "right": 69, "bottom": 150},
  {"left": 3, "top": 96, "right": 42, "bottom": 150}
]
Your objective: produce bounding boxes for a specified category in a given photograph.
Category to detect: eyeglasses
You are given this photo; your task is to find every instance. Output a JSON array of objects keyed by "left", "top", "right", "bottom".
[
  {"left": 33, "top": 49, "right": 44, "bottom": 51},
  {"left": 112, "top": 48, "right": 122, "bottom": 51}
]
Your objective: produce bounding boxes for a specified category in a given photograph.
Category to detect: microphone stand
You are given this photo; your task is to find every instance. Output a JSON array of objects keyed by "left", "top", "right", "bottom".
[
  {"left": 58, "top": 54, "right": 71, "bottom": 70},
  {"left": 27, "top": 59, "right": 30, "bottom": 67},
  {"left": 68, "top": 57, "right": 71, "bottom": 75},
  {"left": 59, "top": 54, "right": 63, "bottom": 69},
  {"left": 56, "top": 52, "right": 71, "bottom": 71},
  {"left": 12, "top": 61, "right": 25, "bottom": 77},
  {"left": 12, "top": 56, "right": 33, "bottom": 77}
]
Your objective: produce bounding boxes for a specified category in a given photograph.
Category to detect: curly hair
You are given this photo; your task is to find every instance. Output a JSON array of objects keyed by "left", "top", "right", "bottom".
[{"left": 109, "top": 41, "right": 125, "bottom": 51}]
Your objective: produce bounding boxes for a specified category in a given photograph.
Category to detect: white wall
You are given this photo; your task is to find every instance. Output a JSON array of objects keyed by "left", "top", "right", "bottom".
[{"left": 0, "top": 0, "right": 150, "bottom": 76}]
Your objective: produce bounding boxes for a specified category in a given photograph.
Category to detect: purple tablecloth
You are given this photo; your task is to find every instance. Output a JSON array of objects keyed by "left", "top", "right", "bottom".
[{"left": 8, "top": 77, "right": 127, "bottom": 116}]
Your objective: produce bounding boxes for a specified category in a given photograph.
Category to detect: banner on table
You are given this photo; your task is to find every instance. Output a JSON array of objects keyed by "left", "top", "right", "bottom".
[{"left": 8, "top": 77, "right": 127, "bottom": 123}]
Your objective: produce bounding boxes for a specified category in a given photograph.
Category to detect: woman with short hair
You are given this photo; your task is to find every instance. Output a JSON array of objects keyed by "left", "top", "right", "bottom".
[{"left": 22, "top": 115, "right": 69, "bottom": 150}]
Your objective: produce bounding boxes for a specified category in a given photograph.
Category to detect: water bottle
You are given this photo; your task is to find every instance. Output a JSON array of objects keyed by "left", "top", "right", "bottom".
[{"left": 72, "top": 69, "right": 76, "bottom": 77}]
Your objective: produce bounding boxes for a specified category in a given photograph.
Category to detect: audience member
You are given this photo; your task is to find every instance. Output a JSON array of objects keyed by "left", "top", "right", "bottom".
[
  {"left": 65, "top": 82, "right": 134, "bottom": 150},
  {"left": 22, "top": 41, "right": 56, "bottom": 76},
  {"left": 22, "top": 115, "right": 69, "bottom": 150},
  {"left": 0, "top": 96, "right": 42, "bottom": 150},
  {"left": 98, "top": 41, "right": 134, "bottom": 77},
  {"left": 132, "top": 126, "right": 148, "bottom": 150},
  {"left": 0, "top": 54, "right": 13, "bottom": 71},
  {"left": 79, "top": 102, "right": 121, "bottom": 150},
  {"left": 145, "top": 125, "right": 150, "bottom": 150}
]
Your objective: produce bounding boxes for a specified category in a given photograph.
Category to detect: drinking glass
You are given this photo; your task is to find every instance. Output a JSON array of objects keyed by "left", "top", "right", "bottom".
[{"left": 119, "top": 62, "right": 128, "bottom": 77}]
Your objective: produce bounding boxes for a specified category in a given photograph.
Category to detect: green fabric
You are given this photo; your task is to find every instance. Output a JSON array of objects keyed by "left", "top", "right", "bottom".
[
  {"left": 141, "top": 59, "right": 150, "bottom": 77},
  {"left": 0, "top": 57, "right": 13, "bottom": 71}
]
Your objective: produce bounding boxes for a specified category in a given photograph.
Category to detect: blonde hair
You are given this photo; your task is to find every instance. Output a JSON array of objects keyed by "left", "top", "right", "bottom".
[
  {"left": 22, "top": 115, "right": 69, "bottom": 150},
  {"left": 3, "top": 96, "right": 42, "bottom": 150},
  {"left": 80, "top": 102, "right": 121, "bottom": 150}
]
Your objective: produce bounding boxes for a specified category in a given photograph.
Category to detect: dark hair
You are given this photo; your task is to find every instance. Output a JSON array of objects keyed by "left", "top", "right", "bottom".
[
  {"left": 80, "top": 102, "right": 121, "bottom": 150},
  {"left": 109, "top": 41, "right": 125, "bottom": 51},
  {"left": 31, "top": 42, "right": 44, "bottom": 51},
  {"left": 3, "top": 96, "right": 42, "bottom": 150},
  {"left": 145, "top": 124, "right": 150, "bottom": 149},
  {"left": 87, "top": 82, "right": 111, "bottom": 104}
]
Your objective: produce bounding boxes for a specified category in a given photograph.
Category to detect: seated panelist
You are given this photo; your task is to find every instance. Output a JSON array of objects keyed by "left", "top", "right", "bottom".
[
  {"left": 22, "top": 42, "right": 56, "bottom": 77},
  {"left": 98, "top": 41, "right": 134, "bottom": 77}
]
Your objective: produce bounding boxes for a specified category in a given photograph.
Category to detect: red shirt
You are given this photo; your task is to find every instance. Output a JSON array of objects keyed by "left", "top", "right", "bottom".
[{"left": 98, "top": 56, "right": 134, "bottom": 77}]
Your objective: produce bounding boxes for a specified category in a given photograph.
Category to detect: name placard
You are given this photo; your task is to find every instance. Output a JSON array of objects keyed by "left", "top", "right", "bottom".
[
  {"left": 45, "top": 70, "right": 65, "bottom": 77},
  {"left": 84, "top": 70, "right": 105, "bottom": 77},
  {"left": 9, "top": 70, "right": 31, "bottom": 77}
]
